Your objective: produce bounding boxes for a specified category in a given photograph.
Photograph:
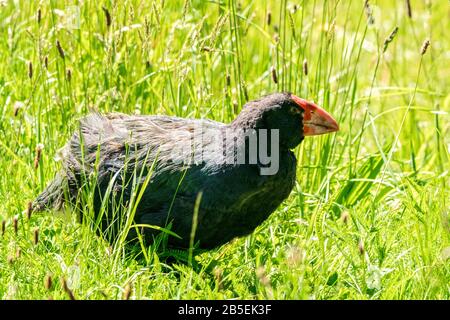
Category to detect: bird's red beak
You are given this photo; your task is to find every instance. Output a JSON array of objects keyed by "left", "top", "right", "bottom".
[{"left": 291, "top": 95, "right": 339, "bottom": 136}]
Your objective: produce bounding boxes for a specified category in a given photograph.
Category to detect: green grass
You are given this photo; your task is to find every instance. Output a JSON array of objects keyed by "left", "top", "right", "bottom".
[{"left": 0, "top": 0, "right": 449, "bottom": 299}]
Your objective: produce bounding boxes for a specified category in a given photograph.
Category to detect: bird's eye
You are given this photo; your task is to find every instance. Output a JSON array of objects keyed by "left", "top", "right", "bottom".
[{"left": 290, "top": 105, "right": 301, "bottom": 115}]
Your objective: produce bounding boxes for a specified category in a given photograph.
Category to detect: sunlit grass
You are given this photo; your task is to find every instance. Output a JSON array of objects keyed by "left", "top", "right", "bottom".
[{"left": 0, "top": 0, "right": 448, "bottom": 299}]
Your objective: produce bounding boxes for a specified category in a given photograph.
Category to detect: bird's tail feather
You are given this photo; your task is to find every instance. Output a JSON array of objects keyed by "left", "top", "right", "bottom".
[{"left": 33, "top": 171, "right": 66, "bottom": 212}]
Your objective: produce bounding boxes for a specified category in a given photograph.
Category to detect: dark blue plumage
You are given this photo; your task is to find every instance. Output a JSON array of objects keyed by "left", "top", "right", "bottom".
[{"left": 34, "top": 92, "right": 338, "bottom": 249}]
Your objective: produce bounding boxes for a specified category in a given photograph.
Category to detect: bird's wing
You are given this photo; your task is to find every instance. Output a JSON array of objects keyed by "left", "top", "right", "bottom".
[{"left": 63, "top": 112, "right": 232, "bottom": 210}]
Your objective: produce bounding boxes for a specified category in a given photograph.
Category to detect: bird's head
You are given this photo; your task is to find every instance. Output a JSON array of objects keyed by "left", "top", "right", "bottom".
[{"left": 232, "top": 92, "right": 339, "bottom": 149}]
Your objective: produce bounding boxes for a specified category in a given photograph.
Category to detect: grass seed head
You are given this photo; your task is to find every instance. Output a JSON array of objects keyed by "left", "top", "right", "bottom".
[
  {"left": 242, "top": 81, "right": 249, "bottom": 101},
  {"left": 383, "top": 26, "right": 399, "bottom": 53},
  {"left": 61, "top": 278, "right": 76, "bottom": 300},
  {"left": 123, "top": 283, "right": 132, "bottom": 300},
  {"left": 34, "top": 228, "right": 39, "bottom": 245},
  {"left": 67, "top": 68, "right": 72, "bottom": 82},
  {"left": 303, "top": 58, "right": 308, "bottom": 76},
  {"left": 28, "top": 61, "right": 33, "bottom": 79},
  {"left": 213, "top": 267, "right": 223, "bottom": 290},
  {"left": 1, "top": 220, "right": 5, "bottom": 236},
  {"left": 287, "top": 12, "right": 296, "bottom": 39},
  {"left": 143, "top": 16, "right": 150, "bottom": 36},
  {"left": 358, "top": 240, "right": 365, "bottom": 255},
  {"left": 364, "top": 0, "right": 375, "bottom": 25},
  {"left": 45, "top": 275, "right": 52, "bottom": 290},
  {"left": 327, "top": 19, "right": 336, "bottom": 42},
  {"left": 44, "top": 56, "right": 48, "bottom": 69},
  {"left": 56, "top": 40, "right": 65, "bottom": 59},
  {"left": 341, "top": 211, "right": 350, "bottom": 224},
  {"left": 13, "top": 216, "right": 18, "bottom": 235},
  {"left": 26, "top": 201, "right": 32, "bottom": 219},
  {"left": 421, "top": 39, "right": 430, "bottom": 55},
  {"left": 34, "top": 143, "right": 44, "bottom": 170},
  {"left": 182, "top": 0, "right": 190, "bottom": 20},
  {"left": 128, "top": 4, "right": 135, "bottom": 22},
  {"left": 13, "top": 102, "right": 21, "bottom": 116},
  {"left": 271, "top": 66, "right": 278, "bottom": 84},
  {"left": 406, "top": 0, "right": 412, "bottom": 18},
  {"left": 274, "top": 34, "right": 279, "bottom": 43},
  {"left": 102, "top": 6, "right": 112, "bottom": 28},
  {"left": 37, "top": 8, "right": 41, "bottom": 24},
  {"left": 266, "top": 11, "right": 271, "bottom": 26}
]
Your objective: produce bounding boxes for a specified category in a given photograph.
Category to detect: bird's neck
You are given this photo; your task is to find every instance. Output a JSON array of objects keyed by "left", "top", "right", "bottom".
[{"left": 229, "top": 108, "right": 265, "bottom": 131}]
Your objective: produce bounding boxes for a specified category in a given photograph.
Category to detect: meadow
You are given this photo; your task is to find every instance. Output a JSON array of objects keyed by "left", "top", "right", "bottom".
[{"left": 0, "top": 0, "right": 449, "bottom": 299}]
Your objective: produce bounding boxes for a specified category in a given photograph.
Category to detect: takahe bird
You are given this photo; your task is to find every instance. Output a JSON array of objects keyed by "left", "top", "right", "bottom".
[{"left": 33, "top": 92, "right": 338, "bottom": 249}]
